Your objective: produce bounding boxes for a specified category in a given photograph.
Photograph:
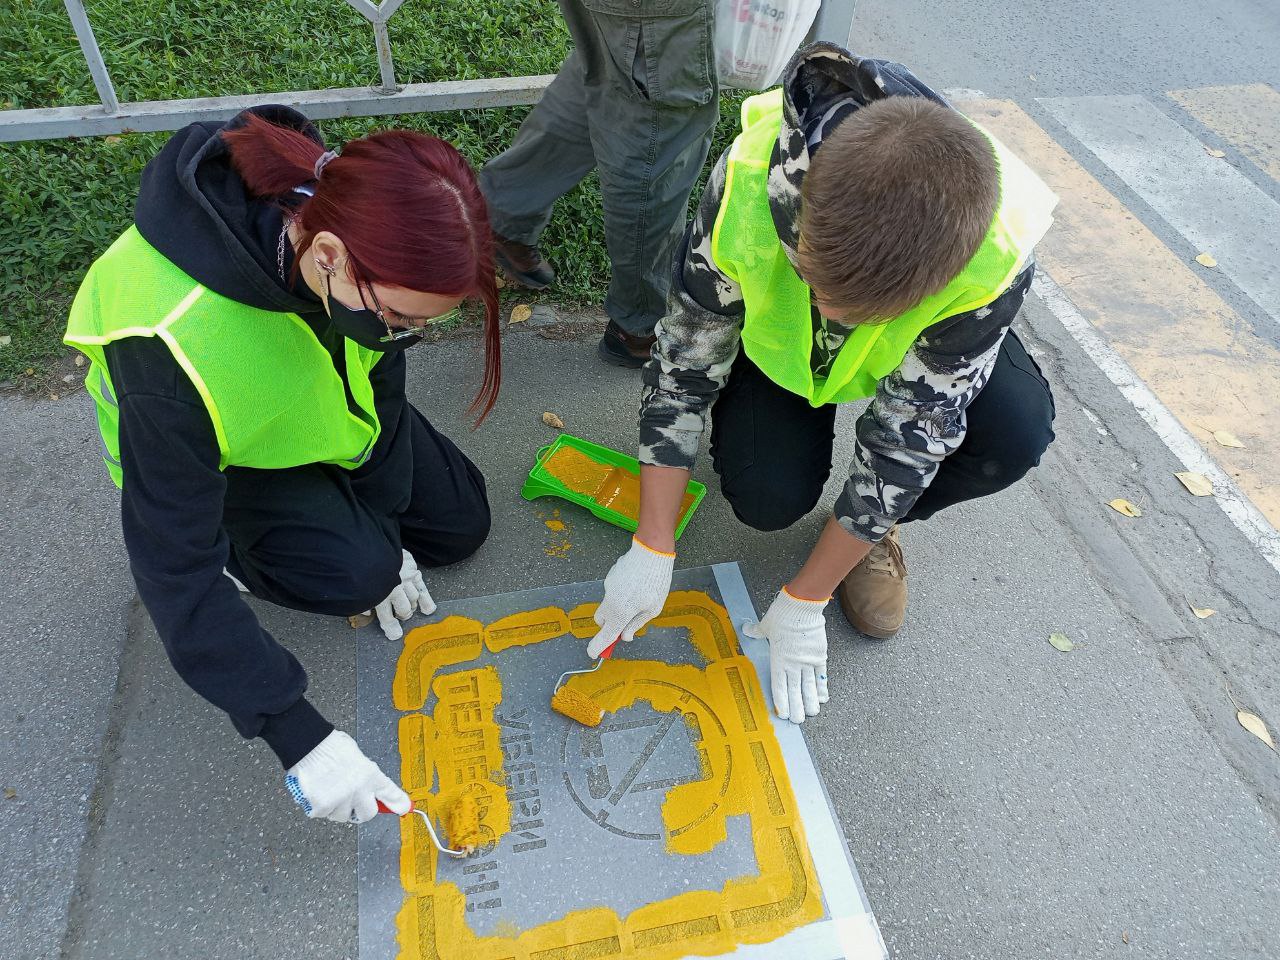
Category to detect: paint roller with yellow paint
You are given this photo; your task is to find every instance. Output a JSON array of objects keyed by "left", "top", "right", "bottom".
[
  {"left": 376, "top": 785, "right": 482, "bottom": 858},
  {"left": 549, "top": 636, "right": 619, "bottom": 726}
]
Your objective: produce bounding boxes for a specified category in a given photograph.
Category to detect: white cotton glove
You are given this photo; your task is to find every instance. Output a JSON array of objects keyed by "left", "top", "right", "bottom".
[
  {"left": 587, "top": 536, "right": 676, "bottom": 658},
  {"left": 742, "top": 587, "right": 830, "bottom": 725},
  {"left": 364, "top": 549, "right": 437, "bottom": 641},
  {"left": 284, "top": 730, "right": 410, "bottom": 824}
]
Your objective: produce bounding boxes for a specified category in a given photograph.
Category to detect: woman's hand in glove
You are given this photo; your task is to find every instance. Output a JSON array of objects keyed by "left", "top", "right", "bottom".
[
  {"left": 363, "top": 549, "right": 436, "bottom": 641},
  {"left": 284, "top": 730, "right": 409, "bottom": 824}
]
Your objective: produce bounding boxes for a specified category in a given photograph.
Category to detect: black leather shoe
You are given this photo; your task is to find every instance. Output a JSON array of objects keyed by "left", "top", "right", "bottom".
[
  {"left": 597, "top": 321, "right": 657, "bottom": 368},
  {"left": 493, "top": 233, "right": 555, "bottom": 290}
]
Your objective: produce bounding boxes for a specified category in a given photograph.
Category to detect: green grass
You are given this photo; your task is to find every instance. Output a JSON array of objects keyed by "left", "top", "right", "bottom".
[{"left": 0, "top": 0, "right": 746, "bottom": 386}]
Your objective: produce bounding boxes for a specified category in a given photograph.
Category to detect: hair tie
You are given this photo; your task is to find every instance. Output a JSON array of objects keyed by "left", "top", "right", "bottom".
[{"left": 313, "top": 149, "right": 339, "bottom": 181}]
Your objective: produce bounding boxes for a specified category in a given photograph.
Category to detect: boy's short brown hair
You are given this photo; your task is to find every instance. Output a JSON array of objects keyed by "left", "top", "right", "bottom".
[{"left": 798, "top": 96, "right": 999, "bottom": 324}]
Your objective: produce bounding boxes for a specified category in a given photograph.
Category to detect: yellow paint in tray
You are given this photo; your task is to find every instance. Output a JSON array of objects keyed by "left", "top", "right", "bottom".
[{"left": 541, "top": 444, "right": 696, "bottom": 524}]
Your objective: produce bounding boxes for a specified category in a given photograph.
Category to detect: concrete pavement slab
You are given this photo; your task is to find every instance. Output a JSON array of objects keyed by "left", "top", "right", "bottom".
[{"left": 0, "top": 396, "right": 133, "bottom": 960}]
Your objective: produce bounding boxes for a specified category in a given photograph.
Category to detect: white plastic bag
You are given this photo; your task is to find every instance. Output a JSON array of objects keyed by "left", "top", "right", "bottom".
[{"left": 714, "top": 0, "right": 822, "bottom": 91}]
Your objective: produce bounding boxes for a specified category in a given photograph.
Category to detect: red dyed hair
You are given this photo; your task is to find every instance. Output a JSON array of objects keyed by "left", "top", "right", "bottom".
[{"left": 222, "top": 112, "right": 501, "bottom": 423}]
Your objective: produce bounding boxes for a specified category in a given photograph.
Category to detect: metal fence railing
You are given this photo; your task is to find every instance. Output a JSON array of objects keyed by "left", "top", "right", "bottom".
[{"left": 0, "top": 0, "right": 856, "bottom": 143}]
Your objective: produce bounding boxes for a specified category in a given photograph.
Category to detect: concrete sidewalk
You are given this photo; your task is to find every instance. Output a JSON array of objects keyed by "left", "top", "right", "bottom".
[{"left": 2, "top": 295, "right": 1279, "bottom": 960}]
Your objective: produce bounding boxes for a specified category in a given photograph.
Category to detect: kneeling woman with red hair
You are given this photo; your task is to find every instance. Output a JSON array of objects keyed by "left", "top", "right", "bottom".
[{"left": 65, "top": 108, "right": 502, "bottom": 824}]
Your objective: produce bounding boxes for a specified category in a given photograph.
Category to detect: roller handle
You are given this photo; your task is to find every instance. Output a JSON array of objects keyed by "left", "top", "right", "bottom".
[
  {"left": 377, "top": 800, "right": 415, "bottom": 816},
  {"left": 599, "top": 637, "right": 620, "bottom": 660}
]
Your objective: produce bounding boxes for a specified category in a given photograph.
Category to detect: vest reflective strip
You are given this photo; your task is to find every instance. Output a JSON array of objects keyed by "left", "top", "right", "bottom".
[
  {"left": 157, "top": 326, "right": 232, "bottom": 468},
  {"left": 96, "top": 368, "right": 120, "bottom": 468},
  {"left": 72, "top": 284, "right": 231, "bottom": 467},
  {"left": 98, "top": 368, "right": 117, "bottom": 407},
  {"left": 347, "top": 437, "right": 374, "bottom": 465},
  {"left": 68, "top": 284, "right": 207, "bottom": 347}
]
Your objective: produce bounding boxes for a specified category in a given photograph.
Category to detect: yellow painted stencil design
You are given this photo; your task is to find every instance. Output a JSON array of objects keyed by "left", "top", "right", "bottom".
[{"left": 391, "top": 592, "right": 823, "bottom": 960}]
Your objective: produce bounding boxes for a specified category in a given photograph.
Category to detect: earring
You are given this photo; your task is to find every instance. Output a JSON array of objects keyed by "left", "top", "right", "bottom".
[{"left": 314, "top": 258, "right": 336, "bottom": 276}]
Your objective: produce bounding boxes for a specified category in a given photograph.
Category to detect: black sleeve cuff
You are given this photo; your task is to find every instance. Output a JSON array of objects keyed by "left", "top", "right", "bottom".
[{"left": 259, "top": 698, "right": 335, "bottom": 769}]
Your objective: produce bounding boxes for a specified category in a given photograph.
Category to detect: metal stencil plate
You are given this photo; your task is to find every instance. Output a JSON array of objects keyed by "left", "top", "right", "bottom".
[{"left": 357, "top": 563, "right": 884, "bottom": 960}]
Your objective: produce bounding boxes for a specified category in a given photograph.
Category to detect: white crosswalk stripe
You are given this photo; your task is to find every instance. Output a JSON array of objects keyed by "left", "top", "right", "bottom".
[{"left": 1040, "top": 93, "right": 1280, "bottom": 327}]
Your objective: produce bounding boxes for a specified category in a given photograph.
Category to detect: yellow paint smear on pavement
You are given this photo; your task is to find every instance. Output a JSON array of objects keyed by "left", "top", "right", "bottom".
[
  {"left": 484, "top": 606, "right": 572, "bottom": 654},
  {"left": 397, "top": 666, "right": 513, "bottom": 894},
  {"left": 1168, "top": 84, "right": 1280, "bottom": 185},
  {"left": 394, "top": 616, "right": 484, "bottom": 711},
  {"left": 392, "top": 591, "right": 822, "bottom": 960},
  {"left": 960, "top": 98, "right": 1280, "bottom": 525}
]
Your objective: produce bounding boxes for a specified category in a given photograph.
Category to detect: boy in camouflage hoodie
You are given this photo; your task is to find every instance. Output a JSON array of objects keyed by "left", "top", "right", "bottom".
[{"left": 587, "top": 44, "right": 1057, "bottom": 724}]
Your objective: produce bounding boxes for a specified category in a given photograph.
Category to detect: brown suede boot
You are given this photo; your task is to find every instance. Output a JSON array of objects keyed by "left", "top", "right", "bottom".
[
  {"left": 493, "top": 233, "right": 555, "bottom": 290},
  {"left": 838, "top": 526, "right": 907, "bottom": 640}
]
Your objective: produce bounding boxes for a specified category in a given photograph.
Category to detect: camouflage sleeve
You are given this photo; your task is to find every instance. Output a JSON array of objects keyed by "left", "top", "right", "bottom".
[
  {"left": 638, "top": 150, "right": 744, "bottom": 470},
  {"left": 833, "top": 262, "right": 1036, "bottom": 542}
]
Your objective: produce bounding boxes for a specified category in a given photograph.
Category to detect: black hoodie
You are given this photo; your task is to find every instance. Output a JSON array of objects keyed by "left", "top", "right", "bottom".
[{"left": 107, "top": 107, "right": 411, "bottom": 768}]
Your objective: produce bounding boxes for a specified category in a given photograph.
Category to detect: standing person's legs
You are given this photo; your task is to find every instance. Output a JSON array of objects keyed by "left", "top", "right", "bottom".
[
  {"left": 479, "top": 48, "right": 597, "bottom": 249},
  {"left": 577, "top": 0, "right": 719, "bottom": 354},
  {"left": 708, "top": 351, "right": 839, "bottom": 531}
]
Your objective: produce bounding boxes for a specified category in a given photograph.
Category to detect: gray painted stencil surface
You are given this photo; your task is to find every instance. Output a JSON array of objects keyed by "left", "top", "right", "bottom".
[{"left": 356, "top": 564, "right": 884, "bottom": 960}]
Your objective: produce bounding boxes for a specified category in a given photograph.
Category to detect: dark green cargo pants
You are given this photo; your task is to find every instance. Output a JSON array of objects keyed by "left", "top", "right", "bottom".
[{"left": 479, "top": 0, "right": 719, "bottom": 337}]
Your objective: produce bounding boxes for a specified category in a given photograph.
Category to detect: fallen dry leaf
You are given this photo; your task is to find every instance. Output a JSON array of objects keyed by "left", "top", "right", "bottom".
[
  {"left": 1122, "top": 931, "right": 1130, "bottom": 945},
  {"left": 1237, "top": 710, "right": 1275, "bottom": 750},
  {"left": 49, "top": 393, "right": 59, "bottom": 401},
  {"left": 1175, "top": 471, "right": 1214, "bottom": 496},
  {"left": 509, "top": 303, "right": 533, "bottom": 325},
  {"left": 2, "top": 788, "right": 15, "bottom": 800},
  {"left": 1212, "top": 430, "right": 1244, "bottom": 448},
  {"left": 1205, "top": 147, "right": 1226, "bottom": 158},
  {"left": 494, "top": 273, "right": 507, "bottom": 289},
  {"left": 346, "top": 612, "right": 375, "bottom": 629},
  {"left": 104, "top": 135, "right": 122, "bottom": 144},
  {"left": 1190, "top": 604, "right": 1217, "bottom": 619},
  {"left": 541, "top": 411, "right": 565, "bottom": 430},
  {"left": 1108, "top": 498, "right": 1142, "bottom": 518},
  {"left": 0, "top": 335, "right": 10, "bottom": 347},
  {"left": 74, "top": 354, "right": 85, "bottom": 367},
  {"left": 1048, "top": 632, "right": 1074, "bottom": 652},
  {"left": 1195, "top": 252, "right": 1218, "bottom": 268}
]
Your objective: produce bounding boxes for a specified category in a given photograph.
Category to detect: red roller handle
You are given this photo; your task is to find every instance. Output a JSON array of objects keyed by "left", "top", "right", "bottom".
[
  {"left": 598, "top": 637, "right": 620, "bottom": 660},
  {"left": 377, "top": 800, "right": 415, "bottom": 816}
]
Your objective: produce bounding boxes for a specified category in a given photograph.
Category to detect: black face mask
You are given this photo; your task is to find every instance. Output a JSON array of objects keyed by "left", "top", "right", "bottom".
[{"left": 324, "top": 273, "right": 423, "bottom": 353}]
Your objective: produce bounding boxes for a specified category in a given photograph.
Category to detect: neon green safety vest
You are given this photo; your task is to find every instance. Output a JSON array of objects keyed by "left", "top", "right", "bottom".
[
  {"left": 64, "top": 226, "right": 383, "bottom": 488},
  {"left": 711, "top": 88, "right": 1058, "bottom": 406}
]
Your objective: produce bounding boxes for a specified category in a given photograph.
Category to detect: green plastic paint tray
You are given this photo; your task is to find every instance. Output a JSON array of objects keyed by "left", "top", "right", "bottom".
[{"left": 521, "top": 433, "right": 706, "bottom": 541}]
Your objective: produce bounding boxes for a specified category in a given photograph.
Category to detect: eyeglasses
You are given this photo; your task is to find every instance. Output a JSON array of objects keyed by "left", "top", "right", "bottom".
[{"left": 360, "top": 282, "right": 464, "bottom": 342}]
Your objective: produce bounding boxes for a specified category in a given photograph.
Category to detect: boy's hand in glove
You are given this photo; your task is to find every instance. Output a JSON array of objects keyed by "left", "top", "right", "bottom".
[
  {"left": 742, "top": 587, "right": 830, "bottom": 725},
  {"left": 587, "top": 537, "right": 675, "bottom": 658}
]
